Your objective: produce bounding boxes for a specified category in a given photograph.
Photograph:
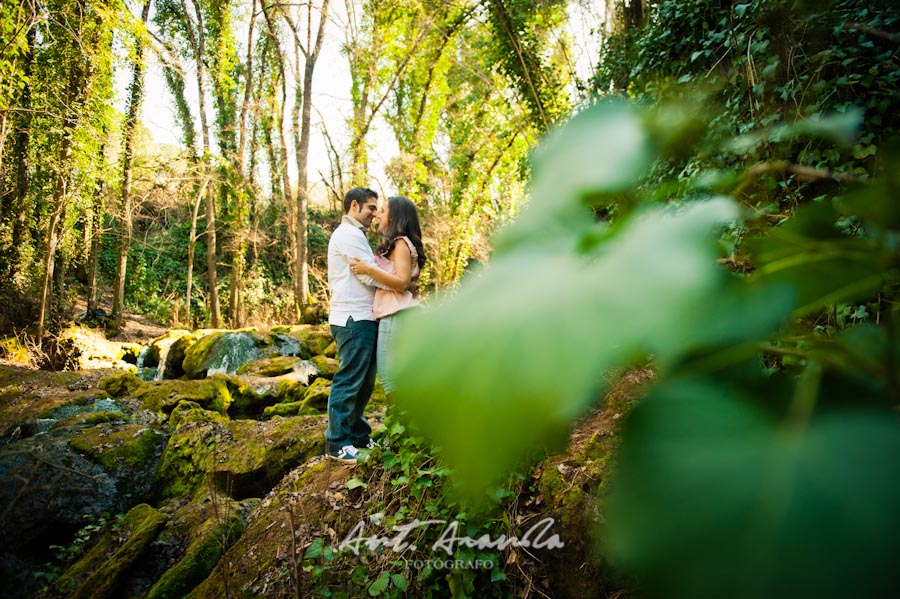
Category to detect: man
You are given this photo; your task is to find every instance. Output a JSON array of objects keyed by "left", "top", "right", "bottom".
[{"left": 325, "top": 187, "right": 385, "bottom": 463}]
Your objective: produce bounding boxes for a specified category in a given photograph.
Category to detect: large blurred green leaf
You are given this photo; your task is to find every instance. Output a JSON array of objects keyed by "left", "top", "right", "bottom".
[
  {"left": 605, "top": 380, "right": 900, "bottom": 598},
  {"left": 390, "top": 197, "right": 791, "bottom": 498},
  {"left": 495, "top": 101, "right": 653, "bottom": 253}
]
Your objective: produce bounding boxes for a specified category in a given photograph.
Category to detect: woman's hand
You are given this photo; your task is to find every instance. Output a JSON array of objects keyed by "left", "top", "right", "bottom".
[{"left": 349, "top": 258, "right": 371, "bottom": 276}]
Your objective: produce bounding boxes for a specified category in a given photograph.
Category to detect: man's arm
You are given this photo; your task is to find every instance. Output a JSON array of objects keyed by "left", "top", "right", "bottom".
[{"left": 341, "top": 232, "right": 392, "bottom": 289}]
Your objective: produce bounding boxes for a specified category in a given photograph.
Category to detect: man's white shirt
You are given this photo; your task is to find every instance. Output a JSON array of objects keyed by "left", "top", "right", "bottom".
[{"left": 327, "top": 217, "right": 386, "bottom": 326}]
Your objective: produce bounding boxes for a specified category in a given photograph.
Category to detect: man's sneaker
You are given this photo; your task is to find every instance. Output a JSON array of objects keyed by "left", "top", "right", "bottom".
[
  {"left": 328, "top": 445, "right": 362, "bottom": 464},
  {"left": 362, "top": 438, "right": 379, "bottom": 450}
]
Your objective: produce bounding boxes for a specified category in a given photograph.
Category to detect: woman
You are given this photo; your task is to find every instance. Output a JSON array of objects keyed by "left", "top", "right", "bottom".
[{"left": 349, "top": 195, "right": 426, "bottom": 396}]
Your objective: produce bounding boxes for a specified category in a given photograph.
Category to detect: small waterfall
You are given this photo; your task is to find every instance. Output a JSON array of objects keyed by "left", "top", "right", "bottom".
[
  {"left": 136, "top": 345, "right": 150, "bottom": 369},
  {"left": 154, "top": 339, "right": 175, "bottom": 380},
  {"left": 205, "top": 333, "right": 261, "bottom": 375}
]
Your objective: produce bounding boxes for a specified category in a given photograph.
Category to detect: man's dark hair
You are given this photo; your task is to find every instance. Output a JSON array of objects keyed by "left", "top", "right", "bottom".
[{"left": 343, "top": 187, "right": 378, "bottom": 213}]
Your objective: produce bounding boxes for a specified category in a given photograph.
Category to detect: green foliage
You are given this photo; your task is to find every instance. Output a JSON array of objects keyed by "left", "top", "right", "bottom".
[
  {"left": 301, "top": 409, "right": 521, "bottom": 598},
  {"left": 606, "top": 377, "right": 900, "bottom": 598},
  {"left": 484, "top": 0, "right": 572, "bottom": 132},
  {"left": 389, "top": 2, "right": 900, "bottom": 590}
]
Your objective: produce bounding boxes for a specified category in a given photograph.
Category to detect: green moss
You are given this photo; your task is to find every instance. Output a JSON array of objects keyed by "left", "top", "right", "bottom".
[
  {"left": 159, "top": 330, "right": 206, "bottom": 378},
  {"left": 310, "top": 355, "right": 339, "bottom": 379},
  {"left": 219, "top": 374, "right": 279, "bottom": 418},
  {"left": 370, "top": 380, "right": 387, "bottom": 406},
  {"left": 145, "top": 507, "right": 245, "bottom": 599},
  {"left": 170, "top": 400, "right": 229, "bottom": 428},
  {"left": 99, "top": 371, "right": 142, "bottom": 398},
  {"left": 58, "top": 504, "right": 168, "bottom": 599},
  {"left": 69, "top": 424, "right": 163, "bottom": 472},
  {"left": 276, "top": 379, "right": 308, "bottom": 403},
  {"left": 272, "top": 325, "right": 332, "bottom": 355},
  {"left": 154, "top": 416, "right": 325, "bottom": 501},
  {"left": 300, "top": 378, "right": 331, "bottom": 412},
  {"left": 154, "top": 423, "right": 220, "bottom": 499},
  {"left": 237, "top": 356, "right": 300, "bottom": 377},
  {"left": 262, "top": 400, "right": 304, "bottom": 418},
  {"left": 182, "top": 331, "right": 267, "bottom": 378},
  {"left": 304, "top": 330, "right": 333, "bottom": 356},
  {"left": 208, "top": 376, "right": 233, "bottom": 414},
  {"left": 181, "top": 332, "right": 228, "bottom": 378},
  {"left": 132, "top": 379, "right": 226, "bottom": 414},
  {"left": 0, "top": 337, "right": 30, "bottom": 363}
]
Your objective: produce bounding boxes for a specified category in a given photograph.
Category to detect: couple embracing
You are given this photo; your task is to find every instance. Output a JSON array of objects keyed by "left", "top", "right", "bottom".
[{"left": 325, "top": 187, "right": 426, "bottom": 464}]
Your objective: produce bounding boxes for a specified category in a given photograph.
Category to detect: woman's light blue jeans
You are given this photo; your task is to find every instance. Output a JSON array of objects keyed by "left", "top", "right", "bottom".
[{"left": 376, "top": 313, "right": 399, "bottom": 395}]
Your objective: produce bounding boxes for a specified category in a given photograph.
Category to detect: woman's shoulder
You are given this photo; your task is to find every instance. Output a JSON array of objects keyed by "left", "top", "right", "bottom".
[{"left": 393, "top": 235, "right": 416, "bottom": 257}]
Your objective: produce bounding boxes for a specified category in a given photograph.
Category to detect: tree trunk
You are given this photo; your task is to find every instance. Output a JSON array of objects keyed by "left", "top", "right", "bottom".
[
  {"left": 37, "top": 0, "right": 92, "bottom": 339},
  {"left": 182, "top": 0, "right": 220, "bottom": 327},
  {"left": 112, "top": 0, "right": 152, "bottom": 331},
  {"left": 284, "top": 0, "right": 330, "bottom": 317},
  {"left": 37, "top": 136, "right": 72, "bottom": 339},
  {"left": 186, "top": 178, "right": 207, "bottom": 327},
  {"left": 229, "top": 0, "right": 258, "bottom": 328},
  {"left": 86, "top": 146, "right": 104, "bottom": 313}
]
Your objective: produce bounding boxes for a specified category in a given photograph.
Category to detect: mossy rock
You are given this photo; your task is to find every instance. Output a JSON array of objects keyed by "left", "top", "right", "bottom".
[
  {"left": 310, "top": 355, "right": 339, "bottom": 379},
  {"left": 144, "top": 496, "right": 248, "bottom": 599},
  {"left": 237, "top": 355, "right": 303, "bottom": 377},
  {"left": 262, "top": 400, "right": 305, "bottom": 418},
  {"left": 99, "top": 371, "right": 142, "bottom": 398},
  {"left": 68, "top": 422, "right": 167, "bottom": 498},
  {"left": 370, "top": 379, "right": 387, "bottom": 406},
  {"left": 323, "top": 340, "right": 337, "bottom": 358},
  {"left": 56, "top": 503, "right": 168, "bottom": 599},
  {"left": 157, "top": 330, "right": 212, "bottom": 379},
  {"left": 82, "top": 410, "right": 130, "bottom": 425},
  {"left": 180, "top": 332, "right": 228, "bottom": 378},
  {"left": 153, "top": 415, "right": 326, "bottom": 501},
  {"left": 275, "top": 378, "right": 307, "bottom": 404},
  {"left": 170, "top": 400, "right": 229, "bottom": 428},
  {"left": 301, "top": 377, "right": 331, "bottom": 411},
  {"left": 182, "top": 331, "right": 266, "bottom": 378},
  {"left": 143, "top": 329, "right": 192, "bottom": 369},
  {"left": 528, "top": 368, "right": 653, "bottom": 599},
  {"left": 185, "top": 458, "right": 361, "bottom": 599},
  {"left": 118, "top": 342, "right": 144, "bottom": 365},
  {"left": 132, "top": 378, "right": 233, "bottom": 415},
  {"left": 271, "top": 324, "right": 332, "bottom": 356},
  {"left": 270, "top": 332, "right": 312, "bottom": 359}
]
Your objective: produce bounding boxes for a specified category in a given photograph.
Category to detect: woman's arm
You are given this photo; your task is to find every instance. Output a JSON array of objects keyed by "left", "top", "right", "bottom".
[{"left": 350, "top": 240, "right": 412, "bottom": 292}]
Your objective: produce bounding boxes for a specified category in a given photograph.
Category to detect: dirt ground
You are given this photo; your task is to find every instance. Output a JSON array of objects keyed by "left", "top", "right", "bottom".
[{"left": 73, "top": 297, "right": 168, "bottom": 343}]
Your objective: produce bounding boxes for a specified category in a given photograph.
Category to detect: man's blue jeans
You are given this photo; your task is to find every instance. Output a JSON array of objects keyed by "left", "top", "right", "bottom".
[{"left": 326, "top": 317, "right": 377, "bottom": 454}]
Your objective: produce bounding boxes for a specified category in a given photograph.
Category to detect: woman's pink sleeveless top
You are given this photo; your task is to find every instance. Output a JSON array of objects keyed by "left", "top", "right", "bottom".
[{"left": 373, "top": 236, "right": 420, "bottom": 319}]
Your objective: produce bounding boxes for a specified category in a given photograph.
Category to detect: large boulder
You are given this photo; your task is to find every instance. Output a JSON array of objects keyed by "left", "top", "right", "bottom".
[
  {"left": 153, "top": 415, "right": 326, "bottom": 501},
  {"left": 182, "top": 331, "right": 269, "bottom": 379},
  {"left": 141, "top": 495, "right": 252, "bottom": 599},
  {"left": 186, "top": 457, "right": 362, "bottom": 599},
  {"left": 0, "top": 395, "right": 166, "bottom": 586},
  {"left": 132, "top": 377, "right": 235, "bottom": 414}
]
